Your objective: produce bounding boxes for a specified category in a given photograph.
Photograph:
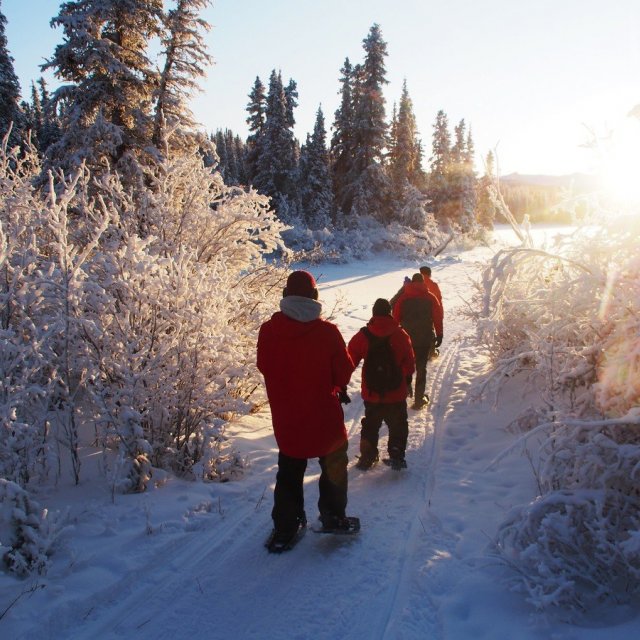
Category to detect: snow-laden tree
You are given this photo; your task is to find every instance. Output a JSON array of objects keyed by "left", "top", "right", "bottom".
[
  {"left": 344, "top": 24, "right": 390, "bottom": 223},
  {"left": 475, "top": 218, "right": 640, "bottom": 612},
  {"left": 447, "top": 119, "right": 477, "bottom": 231},
  {"left": 214, "top": 128, "right": 245, "bottom": 186},
  {"left": 388, "top": 79, "right": 424, "bottom": 192},
  {"left": 244, "top": 75, "right": 267, "bottom": 184},
  {"left": 0, "top": 138, "right": 54, "bottom": 487},
  {"left": 152, "top": 0, "right": 212, "bottom": 152},
  {"left": 42, "top": 0, "right": 164, "bottom": 177},
  {"left": 476, "top": 150, "right": 498, "bottom": 229},
  {"left": 0, "top": 3, "right": 22, "bottom": 147},
  {"left": 80, "top": 143, "right": 288, "bottom": 485},
  {"left": 298, "top": 106, "right": 333, "bottom": 230},
  {"left": 1, "top": 478, "right": 67, "bottom": 576},
  {"left": 253, "top": 70, "right": 298, "bottom": 222},
  {"left": 330, "top": 57, "right": 356, "bottom": 219},
  {"left": 428, "top": 109, "right": 452, "bottom": 225}
]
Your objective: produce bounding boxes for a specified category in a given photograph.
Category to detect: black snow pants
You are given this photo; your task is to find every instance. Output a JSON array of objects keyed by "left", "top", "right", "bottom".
[
  {"left": 360, "top": 400, "right": 409, "bottom": 461},
  {"left": 272, "top": 441, "right": 348, "bottom": 534}
]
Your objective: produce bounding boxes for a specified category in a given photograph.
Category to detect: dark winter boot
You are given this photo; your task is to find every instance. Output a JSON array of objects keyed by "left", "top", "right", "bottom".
[{"left": 355, "top": 453, "right": 379, "bottom": 470}]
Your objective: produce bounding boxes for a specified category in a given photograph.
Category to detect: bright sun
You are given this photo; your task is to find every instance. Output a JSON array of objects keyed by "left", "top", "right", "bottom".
[{"left": 599, "top": 118, "right": 640, "bottom": 206}]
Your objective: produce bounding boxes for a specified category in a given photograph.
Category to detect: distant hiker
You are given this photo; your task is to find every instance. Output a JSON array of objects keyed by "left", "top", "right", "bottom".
[
  {"left": 390, "top": 276, "right": 412, "bottom": 308},
  {"left": 347, "top": 298, "right": 415, "bottom": 470},
  {"left": 257, "top": 270, "right": 356, "bottom": 550},
  {"left": 392, "top": 273, "right": 443, "bottom": 410},
  {"left": 419, "top": 265, "right": 443, "bottom": 307}
]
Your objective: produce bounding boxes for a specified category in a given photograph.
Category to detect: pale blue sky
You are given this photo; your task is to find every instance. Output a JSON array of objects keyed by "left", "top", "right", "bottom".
[{"left": 4, "top": 0, "right": 640, "bottom": 175}]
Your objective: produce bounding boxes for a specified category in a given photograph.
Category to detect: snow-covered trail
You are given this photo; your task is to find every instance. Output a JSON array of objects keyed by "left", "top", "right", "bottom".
[
  {"left": 7, "top": 230, "right": 638, "bottom": 640},
  {"left": 64, "top": 254, "right": 492, "bottom": 640}
]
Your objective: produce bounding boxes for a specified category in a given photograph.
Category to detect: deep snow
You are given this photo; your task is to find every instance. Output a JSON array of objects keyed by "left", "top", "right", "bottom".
[{"left": 1, "top": 227, "right": 638, "bottom": 640}]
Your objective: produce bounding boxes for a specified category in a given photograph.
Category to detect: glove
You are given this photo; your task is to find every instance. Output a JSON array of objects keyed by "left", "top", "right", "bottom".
[
  {"left": 434, "top": 335, "right": 443, "bottom": 348},
  {"left": 338, "top": 387, "right": 351, "bottom": 404}
]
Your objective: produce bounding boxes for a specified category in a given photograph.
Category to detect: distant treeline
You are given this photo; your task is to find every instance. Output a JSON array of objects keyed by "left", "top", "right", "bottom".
[{"left": 498, "top": 174, "right": 598, "bottom": 224}]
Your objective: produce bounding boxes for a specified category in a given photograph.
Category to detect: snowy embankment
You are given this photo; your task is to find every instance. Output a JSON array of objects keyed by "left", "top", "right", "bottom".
[{"left": 1, "top": 227, "right": 638, "bottom": 639}]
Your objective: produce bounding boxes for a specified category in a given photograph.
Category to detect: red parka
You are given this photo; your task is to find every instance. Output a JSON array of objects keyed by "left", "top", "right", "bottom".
[
  {"left": 392, "top": 281, "right": 444, "bottom": 338},
  {"left": 424, "top": 277, "right": 443, "bottom": 308},
  {"left": 348, "top": 315, "right": 415, "bottom": 404},
  {"left": 257, "top": 311, "right": 354, "bottom": 458}
]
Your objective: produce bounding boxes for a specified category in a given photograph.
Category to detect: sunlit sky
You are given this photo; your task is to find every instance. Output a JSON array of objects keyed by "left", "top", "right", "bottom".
[{"left": 4, "top": 0, "right": 640, "bottom": 176}]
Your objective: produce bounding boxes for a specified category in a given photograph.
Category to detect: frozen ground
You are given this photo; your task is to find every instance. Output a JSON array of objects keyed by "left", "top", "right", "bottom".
[{"left": 1, "top": 226, "right": 638, "bottom": 639}]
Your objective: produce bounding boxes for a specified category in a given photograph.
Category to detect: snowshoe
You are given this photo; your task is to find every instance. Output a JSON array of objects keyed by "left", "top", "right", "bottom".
[
  {"left": 355, "top": 454, "right": 378, "bottom": 471},
  {"left": 382, "top": 457, "right": 407, "bottom": 471},
  {"left": 313, "top": 516, "right": 360, "bottom": 535},
  {"left": 411, "top": 395, "right": 430, "bottom": 410},
  {"left": 265, "top": 519, "right": 307, "bottom": 553}
]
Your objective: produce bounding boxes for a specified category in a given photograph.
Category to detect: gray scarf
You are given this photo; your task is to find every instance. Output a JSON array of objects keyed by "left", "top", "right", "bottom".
[{"left": 280, "top": 296, "right": 322, "bottom": 322}]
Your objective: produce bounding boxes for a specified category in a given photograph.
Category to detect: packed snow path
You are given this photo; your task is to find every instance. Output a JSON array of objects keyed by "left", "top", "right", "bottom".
[{"left": 5, "top": 234, "right": 639, "bottom": 640}]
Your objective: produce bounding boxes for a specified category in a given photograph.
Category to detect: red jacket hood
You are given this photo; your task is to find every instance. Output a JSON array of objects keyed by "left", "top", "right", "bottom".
[{"left": 366, "top": 314, "right": 401, "bottom": 338}]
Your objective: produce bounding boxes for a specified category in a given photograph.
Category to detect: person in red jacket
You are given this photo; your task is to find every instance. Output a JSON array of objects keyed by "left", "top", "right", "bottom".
[
  {"left": 348, "top": 298, "right": 415, "bottom": 470},
  {"left": 419, "top": 265, "right": 443, "bottom": 307},
  {"left": 257, "top": 270, "right": 355, "bottom": 547},
  {"left": 393, "top": 274, "right": 443, "bottom": 410}
]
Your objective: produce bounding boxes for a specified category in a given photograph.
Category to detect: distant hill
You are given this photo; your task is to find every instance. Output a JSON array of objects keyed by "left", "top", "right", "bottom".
[
  {"left": 496, "top": 173, "right": 598, "bottom": 223},
  {"left": 499, "top": 172, "right": 598, "bottom": 192}
]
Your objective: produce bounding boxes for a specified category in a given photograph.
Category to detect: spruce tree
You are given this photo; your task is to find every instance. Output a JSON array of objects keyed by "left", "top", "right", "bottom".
[
  {"left": 0, "top": 3, "right": 22, "bottom": 145},
  {"left": 476, "top": 150, "right": 497, "bottom": 229},
  {"left": 330, "top": 57, "right": 356, "bottom": 217},
  {"left": 253, "top": 70, "right": 298, "bottom": 221},
  {"left": 389, "top": 79, "right": 424, "bottom": 191},
  {"left": 244, "top": 76, "right": 266, "bottom": 184},
  {"left": 462, "top": 127, "right": 478, "bottom": 229},
  {"left": 43, "top": 0, "right": 163, "bottom": 176},
  {"left": 428, "top": 110, "right": 452, "bottom": 224},
  {"left": 344, "top": 24, "right": 391, "bottom": 223},
  {"left": 153, "top": 0, "right": 212, "bottom": 152},
  {"left": 299, "top": 106, "right": 333, "bottom": 229}
]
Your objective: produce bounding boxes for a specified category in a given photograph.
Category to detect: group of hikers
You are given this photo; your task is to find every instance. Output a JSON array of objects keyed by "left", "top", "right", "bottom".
[{"left": 256, "top": 266, "right": 444, "bottom": 551}]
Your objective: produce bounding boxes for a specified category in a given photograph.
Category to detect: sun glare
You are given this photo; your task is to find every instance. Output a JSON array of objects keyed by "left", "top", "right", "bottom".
[{"left": 599, "top": 118, "right": 640, "bottom": 206}]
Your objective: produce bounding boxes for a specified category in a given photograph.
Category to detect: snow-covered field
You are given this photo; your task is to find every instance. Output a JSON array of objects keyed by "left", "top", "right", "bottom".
[{"left": 1, "top": 226, "right": 637, "bottom": 639}]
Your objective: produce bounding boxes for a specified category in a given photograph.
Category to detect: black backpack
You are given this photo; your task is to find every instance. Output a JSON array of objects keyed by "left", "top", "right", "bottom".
[{"left": 361, "top": 327, "right": 403, "bottom": 396}]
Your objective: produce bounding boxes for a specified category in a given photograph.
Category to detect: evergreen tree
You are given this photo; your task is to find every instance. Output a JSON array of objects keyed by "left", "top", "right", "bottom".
[
  {"left": 428, "top": 109, "right": 452, "bottom": 224},
  {"left": 462, "top": 127, "right": 478, "bottom": 228},
  {"left": 330, "top": 57, "right": 356, "bottom": 217},
  {"left": 388, "top": 79, "right": 424, "bottom": 191},
  {"left": 253, "top": 70, "right": 298, "bottom": 221},
  {"left": 298, "top": 106, "right": 333, "bottom": 229},
  {"left": 344, "top": 24, "right": 391, "bottom": 223},
  {"left": 37, "top": 78, "right": 62, "bottom": 153},
  {"left": 244, "top": 75, "right": 266, "bottom": 183},
  {"left": 0, "top": 3, "right": 22, "bottom": 146},
  {"left": 42, "top": 0, "right": 164, "bottom": 176},
  {"left": 213, "top": 128, "right": 245, "bottom": 185},
  {"left": 153, "top": 0, "right": 212, "bottom": 152},
  {"left": 284, "top": 78, "right": 298, "bottom": 130},
  {"left": 21, "top": 78, "right": 62, "bottom": 154},
  {"left": 448, "top": 118, "right": 467, "bottom": 226},
  {"left": 476, "top": 150, "right": 498, "bottom": 228}
]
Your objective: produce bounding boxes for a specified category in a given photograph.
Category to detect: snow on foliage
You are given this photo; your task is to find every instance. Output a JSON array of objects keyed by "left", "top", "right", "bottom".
[
  {"left": 0, "top": 479, "right": 68, "bottom": 577},
  {"left": 0, "top": 132, "right": 289, "bottom": 514},
  {"left": 475, "top": 217, "right": 640, "bottom": 613}
]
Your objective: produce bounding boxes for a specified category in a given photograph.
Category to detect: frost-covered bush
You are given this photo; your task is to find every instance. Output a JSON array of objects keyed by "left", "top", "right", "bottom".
[
  {"left": 475, "top": 221, "right": 640, "bottom": 417},
  {"left": 0, "top": 139, "right": 56, "bottom": 485},
  {"left": 80, "top": 150, "right": 288, "bottom": 488},
  {"left": 1, "top": 132, "right": 289, "bottom": 492},
  {"left": 0, "top": 479, "right": 67, "bottom": 577},
  {"left": 495, "top": 489, "right": 640, "bottom": 612},
  {"left": 478, "top": 216, "right": 640, "bottom": 612}
]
